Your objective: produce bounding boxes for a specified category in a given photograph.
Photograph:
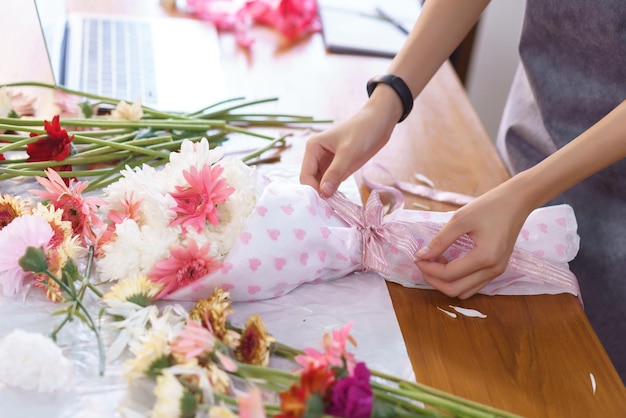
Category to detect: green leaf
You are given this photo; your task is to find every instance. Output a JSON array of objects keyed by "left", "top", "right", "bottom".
[
  {"left": 180, "top": 389, "right": 198, "bottom": 418},
  {"left": 18, "top": 246, "right": 49, "bottom": 273},
  {"left": 303, "top": 393, "right": 327, "bottom": 418}
]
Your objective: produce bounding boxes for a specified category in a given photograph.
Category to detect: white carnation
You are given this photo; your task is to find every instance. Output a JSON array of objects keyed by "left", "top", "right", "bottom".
[{"left": 0, "top": 329, "right": 74, "bottom": 392}]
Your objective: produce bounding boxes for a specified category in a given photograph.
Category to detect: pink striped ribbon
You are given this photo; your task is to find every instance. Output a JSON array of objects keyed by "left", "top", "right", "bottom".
[{"left": 325, "top": 190, "right": 581, "bottom": 301}]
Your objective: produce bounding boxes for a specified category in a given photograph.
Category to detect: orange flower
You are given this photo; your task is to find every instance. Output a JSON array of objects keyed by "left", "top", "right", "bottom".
[{"left": 277, "top": 364, "right": 335, "bottom": 418}]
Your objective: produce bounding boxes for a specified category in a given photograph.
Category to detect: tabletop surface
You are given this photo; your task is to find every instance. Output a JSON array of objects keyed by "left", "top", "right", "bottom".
[{"left": 11, "top": 1, "right": 626, "bottom": 416}]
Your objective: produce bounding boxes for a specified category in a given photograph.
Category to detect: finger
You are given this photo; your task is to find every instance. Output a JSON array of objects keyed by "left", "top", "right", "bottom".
[
  {"left": 415, "top": 221, "right": 467, "bottom": 262},
  {"left": 300, "top": 141, "right": 332, "bottom": 192},
  {"left": 416, "top": 246, "right": 504, "bottom": 283},
  {"left": 318, "top": 148, "right": 354, "bottom": 197},
  {"left": 421, "top": 268, "right": 493, "bottom": 299}
]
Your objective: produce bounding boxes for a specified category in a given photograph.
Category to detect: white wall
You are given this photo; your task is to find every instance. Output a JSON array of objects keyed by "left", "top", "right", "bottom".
[{"left": 465, "top": 2, "right": 526, "bottom": 142}]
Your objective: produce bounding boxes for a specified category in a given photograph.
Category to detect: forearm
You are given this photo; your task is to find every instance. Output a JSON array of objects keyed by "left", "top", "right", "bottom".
[
  {"left": 511, "top": 100, "right": 626, "bottom": 210},
  {"left": 368, "top": 0, "right": 490, "bottom": 123},
  {"left": 389, "top": 0, "right": 490, "bottom": 97}
]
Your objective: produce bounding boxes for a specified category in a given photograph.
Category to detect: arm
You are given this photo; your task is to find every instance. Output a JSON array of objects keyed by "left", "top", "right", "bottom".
[
  {"left": 416, "top": 100, "right": 626, "bottom": 299},
  {"left": 300, "top": 0, "right": 491, "bottom": 196}
]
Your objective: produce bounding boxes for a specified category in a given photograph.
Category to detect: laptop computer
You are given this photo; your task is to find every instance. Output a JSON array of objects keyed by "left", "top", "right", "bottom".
[{"left": 1, "top": 0, "right": 226, "bottom": 113}]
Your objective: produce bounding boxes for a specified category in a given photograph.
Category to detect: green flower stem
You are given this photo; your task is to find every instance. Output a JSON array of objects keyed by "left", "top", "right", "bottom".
[
  {"left": 0, "top": 134, "right": 43, "bottom": 153},
  {"left": 186, "top": 96, "right": 248, "bottom": 117},
  {"left": 241, "top": 136, "right": 288, "bottom": 163},
  {"left": 197, "top": 97, "right": 280, "bottom": 118},
  {"left": 84, "top": 155, "right": 157, "bottom": 192},
  {"left": 234, "top": 363, "right": 298, "bottom": 389},
  {"left": 72, "top": 128, "right": 135, "bottom": 136},
  {"left": 71, "top": 133, "right": 170, "bottom": 158},
  {"left": 371, "top": 382, "right": 485, "bottom": 418},
  {"left": 41, "top": 267, "right": 105, "bottom": 376},
  {"left": 372, "top": 370, "right": 520, "bottom": 418}
]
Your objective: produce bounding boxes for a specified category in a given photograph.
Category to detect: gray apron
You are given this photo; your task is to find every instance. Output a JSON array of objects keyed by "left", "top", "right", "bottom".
[{"left": 496, "top": 0, "right": 626, "bottom": 382}]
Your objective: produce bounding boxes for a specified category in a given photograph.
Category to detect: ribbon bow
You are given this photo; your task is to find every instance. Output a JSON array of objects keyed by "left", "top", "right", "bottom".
[{"left": 325, "top": 191, "right": 421, "bottom": 276}]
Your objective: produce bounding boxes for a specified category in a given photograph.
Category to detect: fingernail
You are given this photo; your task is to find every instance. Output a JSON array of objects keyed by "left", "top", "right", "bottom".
[
  {"left": 320, "top": 181, "right": 335, "bottom": 197},
  {"left": 415, "top": 247, "right": 430, "bottom": 259}
]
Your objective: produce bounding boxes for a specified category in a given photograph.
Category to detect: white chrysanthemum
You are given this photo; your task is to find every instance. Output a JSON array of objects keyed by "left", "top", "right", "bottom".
[
  {"left": 164, "top": 138, "right": 224, "bottom": 182},
  {"left": 0, "top": 329, "right": 74, "bottom": 392},
  {"left": 102, "top": 164, "right": 176, "bottom": 229},
  {"left": 97, "top": 218, "right": 179, "bottom": 282}
]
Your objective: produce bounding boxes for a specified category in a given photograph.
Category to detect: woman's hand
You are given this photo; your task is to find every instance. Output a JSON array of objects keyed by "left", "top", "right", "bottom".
[
  {"left": 299, "top": 87, "right": 401, "bottom": 197},
  {"left": 415, "top": 180, "right": 534, "bottom": 299}
]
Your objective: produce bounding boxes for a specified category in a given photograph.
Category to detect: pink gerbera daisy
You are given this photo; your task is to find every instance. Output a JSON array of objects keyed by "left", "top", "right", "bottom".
[
  {"left": 295, "top": 322, "right": 358, "bottom": 375},
  {"left": 0, "top": 215, "right": 53, "bottom": 296},
  {"left": 170, "top": 164, "right": 234, "bottom": 234},
  {"left": 148, "top": 238, "right": 220, "bottom": 297},
  {"left": 171, "top": 319, "right": 217, "bottom": 361},
  {"left": 29, "top": 168, "right": 106, "bottom": 245}
]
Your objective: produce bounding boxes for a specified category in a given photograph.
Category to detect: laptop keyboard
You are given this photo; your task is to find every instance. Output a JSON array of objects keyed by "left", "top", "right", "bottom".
[{"left": 80, "top": 18, "right": 158, "bottom": 105}]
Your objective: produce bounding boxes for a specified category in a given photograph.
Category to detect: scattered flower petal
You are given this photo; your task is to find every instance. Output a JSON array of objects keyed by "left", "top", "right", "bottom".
[
  {"left": 437, "top": 306, "right": 457, "bottom": 319},
  {"left": 449, "top": 305, "right": 487, "bottom": 318}
]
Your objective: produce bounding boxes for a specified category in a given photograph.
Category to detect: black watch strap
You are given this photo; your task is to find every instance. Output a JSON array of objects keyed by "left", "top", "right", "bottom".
[{"left": 366, "top": 74, "right": 414, "bottom": 123}]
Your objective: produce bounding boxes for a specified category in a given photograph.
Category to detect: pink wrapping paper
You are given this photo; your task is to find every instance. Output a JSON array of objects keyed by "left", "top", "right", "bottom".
[{"left": 165, "top": 180, "right": 581, "bottom": 302}]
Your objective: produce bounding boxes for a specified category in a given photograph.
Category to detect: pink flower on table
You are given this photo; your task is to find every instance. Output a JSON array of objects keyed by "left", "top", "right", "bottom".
[
  {"left": 0, "top": 214, "right": 53, "bottom": 296},
  {"left": 98, "top": 193, "right": 143, "bottom": 247},
  {"left": 327, "top": 362, "right": 373, "bottom": 418},
  {"left": 170, "top": 164, "right": 234, "bottom": 234},
  {"left": 171, "top": 319, "right": 217, "bottom": 361},
  {"left": 295, "top": 322, "right": 358, "bottom": 375},
  {"left": 237, "top": 386, "right": 267, "bottom": 418},
  {"left": 148, "top": 238, "right": 220, "bottom": 297},
  {"left": 29, "top": 168, "right": 106, "bottom": 246}
]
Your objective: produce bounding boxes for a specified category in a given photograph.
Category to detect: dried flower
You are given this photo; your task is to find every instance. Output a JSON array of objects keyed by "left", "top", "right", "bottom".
[
  {"left": 189, "top": 287, "right": 233, "bottom": 341},
  {"left": 235, "top": 314, "right": 275, "bottom": 367}
]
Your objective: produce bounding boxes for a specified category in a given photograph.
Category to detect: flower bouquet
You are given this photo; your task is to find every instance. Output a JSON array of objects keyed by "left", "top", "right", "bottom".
[
  {"left": 104, "top": 286, "right": 519, "bottom": 418},
  {"left": 95, "top": 140, "right": 580, "bottom": 303}
]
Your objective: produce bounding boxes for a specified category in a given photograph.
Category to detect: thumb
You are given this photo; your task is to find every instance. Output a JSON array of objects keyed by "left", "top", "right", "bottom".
[{"left": 415, "top": 224, "right": 461, "bottom": 261}]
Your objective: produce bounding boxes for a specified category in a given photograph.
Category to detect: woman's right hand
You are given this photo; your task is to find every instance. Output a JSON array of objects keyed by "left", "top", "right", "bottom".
[{"left": 299, "top": 86, "right": 403, "bottom": 197}]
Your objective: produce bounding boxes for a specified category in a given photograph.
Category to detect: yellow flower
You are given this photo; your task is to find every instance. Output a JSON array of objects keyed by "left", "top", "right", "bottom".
[
  {"left": 205, "top": 362, "right": 232, "bottom": 395},
  {"left": 0, "top": 194, "right": 30, "bottom": 230},
  {"left": 235, "top": 315, "right": 275, "bottom": 367},
  {"left": 208, "top": 405, "right": 238, "bottom": 418},
  {"left": 189, "top": 288, "right": 233, "bottom": 342},
  {"left": 152, "top": 369, "right": 197, "bottom": 418},
  {"left": 103, "top": 276, "right": 162, "bottom": 307},
  {"left": 123, "top": 330, "right": 171, "bottom": 380}
]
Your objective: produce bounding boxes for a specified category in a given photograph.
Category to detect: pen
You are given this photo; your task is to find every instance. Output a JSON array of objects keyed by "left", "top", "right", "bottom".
[{"left": 375, "top": 6, "right": 411, "bottom": 35}]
